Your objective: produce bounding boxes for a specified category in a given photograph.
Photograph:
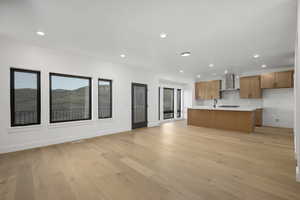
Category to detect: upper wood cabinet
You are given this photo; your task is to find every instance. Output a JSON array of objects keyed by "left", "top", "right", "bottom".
[
  {"left": 260, "top": 72, "right": 275, "bottom": 89},
  {"left": 275, "top": 71, "right": 294, "bottom": 88},
  {"left": 209, "top": 80, "right": 221, "bottom": 99},
  {"left": 195, "top": 80, "right": 221, "bottom": 100},
  {"left": 195, "top": 82, "right": 206, "bottom": 99},
  {"left": 240, "top": 76, "right": 262, "bottom": 98},
  {"left": 261, "top": 70, "right": 294, "bottom": 89},
  {"left": 195, "top": 82, "right": 200, "bottom": 98}
]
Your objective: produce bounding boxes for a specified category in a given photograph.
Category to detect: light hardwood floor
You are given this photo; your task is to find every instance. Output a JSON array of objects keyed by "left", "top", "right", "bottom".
[{"left": 0, "top": 121, "right": 299, "bottom": 200}]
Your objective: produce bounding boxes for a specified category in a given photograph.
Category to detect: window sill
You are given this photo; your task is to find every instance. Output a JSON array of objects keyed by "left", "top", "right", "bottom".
[
  {"left": 98, "top": 117, "right": 114, "bottom": 123},
  {"left": 47, "top": 120, "right": 94, "bottom": 129},
  {"left": 98, "top": 117, "right": 113, "bottom": 120},
  {"left": 8, "top": 124, "right": 44, "bottom": 134}
]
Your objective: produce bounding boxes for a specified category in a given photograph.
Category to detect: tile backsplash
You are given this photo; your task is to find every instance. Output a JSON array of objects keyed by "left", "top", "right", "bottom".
[{"left": 195, "top": 90, "right": 263, "bottom": 108}]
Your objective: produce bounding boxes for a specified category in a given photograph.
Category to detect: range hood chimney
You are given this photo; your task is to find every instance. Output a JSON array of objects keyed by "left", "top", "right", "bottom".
[{"left": 224, "top": 73, "right": 235, "bottom": 90}]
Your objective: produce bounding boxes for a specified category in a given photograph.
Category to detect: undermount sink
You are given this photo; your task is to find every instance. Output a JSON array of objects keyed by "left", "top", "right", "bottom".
[{"left": 217, "top": 105, "right": 240, "bottom": 108}]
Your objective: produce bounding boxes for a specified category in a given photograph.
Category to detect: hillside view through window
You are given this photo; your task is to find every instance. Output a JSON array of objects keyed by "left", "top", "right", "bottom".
[
  {"left": 50, "top": 74, "right": 91, "bottom": 123},
  {"left": 11, "top": 69, "right": 40, "bottom": 126},
  {"left": 98, "top": 79, "right": 112, "bottom": 118}
]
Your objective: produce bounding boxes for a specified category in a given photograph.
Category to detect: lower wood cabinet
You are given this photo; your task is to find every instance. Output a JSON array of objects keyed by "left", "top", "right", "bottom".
[
  {"left": 188, "top": 108, "right": 263, "bottom": 132},
  {"left": 255, "top": 109, "right": 263, "bottom": 126},
  {"left": 188, "top": 109, "right": 255, "bottom": 133}
]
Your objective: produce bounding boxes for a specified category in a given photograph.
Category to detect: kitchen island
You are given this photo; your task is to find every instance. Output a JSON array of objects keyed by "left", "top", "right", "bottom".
[{"left": 188, "top": 106, "right": 261, "bottom": 133}]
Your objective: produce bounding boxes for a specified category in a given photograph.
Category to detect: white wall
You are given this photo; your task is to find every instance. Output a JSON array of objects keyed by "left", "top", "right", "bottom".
[
  {"left": 195, "top": 68, "right": 294, "bottom": 128},
  {"left": 263, "top": 88, "right": 294, "bottom": 128},
  {"left": 0, "top": 37, "right": 162, "bottom": 153},
  {"left": 184, "top": 85, "right": 194, "bottom": 119}
]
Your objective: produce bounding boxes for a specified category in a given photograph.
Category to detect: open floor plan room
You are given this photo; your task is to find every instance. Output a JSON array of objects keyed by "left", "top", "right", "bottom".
[{"left": 1, "top": 0, "right": 300, "bottom": 199}]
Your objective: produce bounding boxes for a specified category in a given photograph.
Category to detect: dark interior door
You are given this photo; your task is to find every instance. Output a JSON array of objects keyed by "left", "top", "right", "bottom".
[
  {"left": 132, "top": 83, "right": 148, "bottom": 129},
  {"left": 177, "top": 89, "right": 182, "bottom": 118}
]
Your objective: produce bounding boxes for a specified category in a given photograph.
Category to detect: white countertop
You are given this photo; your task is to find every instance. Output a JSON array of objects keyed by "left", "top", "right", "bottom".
[{"left": 189, "top": 106, "right": 260, "bottom": 111}]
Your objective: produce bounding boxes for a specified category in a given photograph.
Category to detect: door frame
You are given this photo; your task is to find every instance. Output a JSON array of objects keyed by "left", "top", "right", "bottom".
[
  {"left": 131, "top": 82, "right": 148, "bottom": 129},
  {"left": 163, "top": 87, "right": 175, "bottom": 120}
]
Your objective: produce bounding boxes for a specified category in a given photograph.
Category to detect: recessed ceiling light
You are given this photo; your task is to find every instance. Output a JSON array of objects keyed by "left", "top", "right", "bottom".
[
  {"left": 179, "top": 70, "right": 184, "bottom": 73},
  {"left": 197, "top": 74, "right": 201, "bottom": 78},
  {"left": 181, "top": 52, "right": 191, "bottom": 57},
  {"left": 36, "top": 31, "right": 45, "bottom": 36},
  {"left": 120, "top": 54, "right": 126, "bottom": 58},
  {"left": 224, "top": 70, "right": 228, "bottom": 74},
  {"left": 253, "top": 54, "right": 260, "bottom": 58},
  {"left": 160, "top": 32, "right": 167, "bottom": 38},
  {"left": 261, "top": 64, "right": 267, "bottom": 68},
  {"left": 209, "top": 64, "right": 214, "bottom": 68}
]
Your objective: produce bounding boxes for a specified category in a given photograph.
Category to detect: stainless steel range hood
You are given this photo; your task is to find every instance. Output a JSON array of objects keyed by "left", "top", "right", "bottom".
[{"left": 221, "top": 73, "right": 239, "bottom": 91}]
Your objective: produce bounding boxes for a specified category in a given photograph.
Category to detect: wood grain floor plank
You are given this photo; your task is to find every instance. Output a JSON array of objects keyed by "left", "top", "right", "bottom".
[
  {"left": 0, "top": 121, "right": 299, "bottom": 200},
  {"left": 15, "top": 164, "right": 35, "bottom": 200}
]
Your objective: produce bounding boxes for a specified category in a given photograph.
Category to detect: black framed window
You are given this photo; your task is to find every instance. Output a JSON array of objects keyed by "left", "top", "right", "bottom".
[
  {"left": 98, "top": 79, "right": 112, "bottom": 119},
  {"left": 49, "top": 73, "right": 92, "bottom": 123},
  {"left": 163, "top": 88, "right": 174, "bottom": 119},
  {"left": 177, "top": 89, "right": 182, "bottom": 118},
  {"left": 10, "top": 68, "right": 41, "bottom": 127}
]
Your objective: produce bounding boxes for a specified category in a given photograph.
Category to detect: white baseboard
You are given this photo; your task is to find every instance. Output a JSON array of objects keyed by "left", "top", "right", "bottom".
[
  {"left": 0, "top": 127, "right": 129, "bottom": 154},
  {"left": 160, "top": 118, "right": 185, "bottom": 123},
  {"left": 148, "top": 121, "right": 160, "bottom": 127},
  {"left": 297, "top": 167, "right": 300, "bottom": 182},
  {"left": 175, "top": 118, "right": 185, "bottom": 121}
]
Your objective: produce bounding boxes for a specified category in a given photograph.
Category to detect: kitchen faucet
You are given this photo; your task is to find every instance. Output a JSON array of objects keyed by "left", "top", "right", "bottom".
[{"left": 213, "top": 99, "right": 218, "bottom": 108}]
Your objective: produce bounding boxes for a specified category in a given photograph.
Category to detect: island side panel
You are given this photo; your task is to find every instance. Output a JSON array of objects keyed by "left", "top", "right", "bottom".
[
  {"left": 212, "top": 110, "right": 255, "bottom": 133},
  {"left": 188, "top": 109, "right": 215, "bottom": 128},
  {"left": 187, "top": 109, "right": 255, "bottom": 133}
]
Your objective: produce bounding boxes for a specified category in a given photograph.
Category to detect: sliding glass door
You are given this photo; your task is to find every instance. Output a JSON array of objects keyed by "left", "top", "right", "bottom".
[{"left": 163, "top": 88, "right": 174, "bottom": 119}]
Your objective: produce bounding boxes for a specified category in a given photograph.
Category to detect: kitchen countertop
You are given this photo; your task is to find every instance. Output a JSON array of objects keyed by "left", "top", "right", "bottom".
[{"left": 188, "top": 106, "right": 261, "bottom": 112}]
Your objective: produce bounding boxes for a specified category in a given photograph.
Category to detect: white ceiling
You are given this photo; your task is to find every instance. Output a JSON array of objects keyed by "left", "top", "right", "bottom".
[{"left": 0, "top": 0, "right": 297, "bottom": 79}]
